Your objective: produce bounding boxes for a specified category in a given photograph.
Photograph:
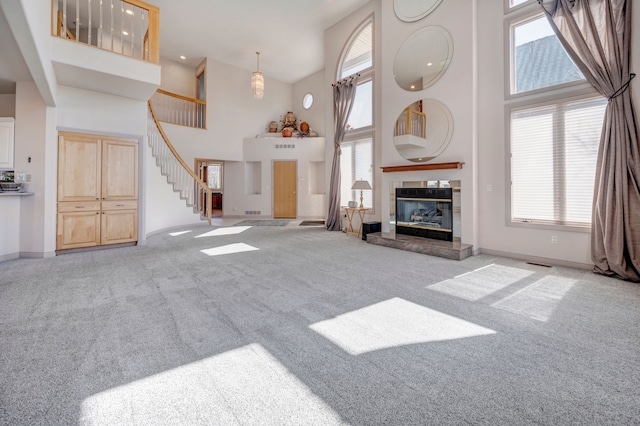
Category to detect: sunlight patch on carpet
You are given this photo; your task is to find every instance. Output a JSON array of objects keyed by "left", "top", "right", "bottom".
[
  {"left": 201, "top": 243, "right": 259, "bottom": 257},
  {"left": 195, "top": 226, "right": 251, "bottom": 238},
  {"left": 427, "top": 264, "right": 535, "bottom": 301},
  {"left": 80, "top": 343, "right": 343, "bottom": 425},
  {"left": 169, "top": 230, "right": 192, "bottom": 236},
  {"left": 309, "top": 297, "right": 496, "bottom": 355},
  {"left": 491, "top": 275, "right": 576, "bottom": 322}
]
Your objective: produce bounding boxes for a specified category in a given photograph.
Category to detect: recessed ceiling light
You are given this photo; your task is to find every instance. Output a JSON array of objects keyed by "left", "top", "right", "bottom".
[
  {"left": 427, "top": 62, "right": 433, "bottom": 66},
  {"left": 410, "top": 85, "right": 415, "bottom": 89},
  {"left": 125, "top": 9, "right": 134, "bottom": 15},
  {"left": 180, "top": 55, "right": 186, "bottom": 60},
  {"left": 122, "top": 30, "right": 129, "bottom": 35}
]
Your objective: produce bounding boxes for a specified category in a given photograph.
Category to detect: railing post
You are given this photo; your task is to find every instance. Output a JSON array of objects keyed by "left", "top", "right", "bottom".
[{"left": 145, "top": 3, "right": 160, "bottom": 64}]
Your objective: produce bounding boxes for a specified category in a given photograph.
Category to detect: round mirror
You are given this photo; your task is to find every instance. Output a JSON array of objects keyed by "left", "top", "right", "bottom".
[
  {"left": 394, "top": 0, "right": 443, "bottom": 22},
  {"left": 394, "top": 26, "right": 453, "bottom": 92},
  {"left": 302, "top": 93, "right": 314, "bottom": 109},
  {"left": 393, "top": 99, "right": 453, "bottom": 162}
]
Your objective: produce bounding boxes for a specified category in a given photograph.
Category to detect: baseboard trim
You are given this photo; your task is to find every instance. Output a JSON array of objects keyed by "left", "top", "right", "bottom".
[
  {"left": 0, "top": 252, "right": 19, "bottom": 262},
  {"left": 478, "top": 248, "right": 593, "bottom": 271}
]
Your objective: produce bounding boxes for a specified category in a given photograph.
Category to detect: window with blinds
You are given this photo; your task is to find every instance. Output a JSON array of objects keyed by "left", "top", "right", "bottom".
[
  {"left": 511, "top": 96, "right": 607, "bottom": 226},
  {"left": 340, "top": 138, "right": 373, "bottom": 208},
  {"left": 506, "top": 3, "right": 604, "bottom": 230}
]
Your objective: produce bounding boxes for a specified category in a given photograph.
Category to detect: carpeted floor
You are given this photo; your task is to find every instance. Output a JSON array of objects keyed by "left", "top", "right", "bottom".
[{"left": 1, "top": 224, "right": 639, "bottom": 425}]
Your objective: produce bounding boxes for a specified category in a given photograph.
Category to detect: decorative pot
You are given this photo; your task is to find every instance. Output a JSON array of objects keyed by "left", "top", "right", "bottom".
[
  {"left": 299, "top": 121, "right": 309, "bottom": 133},
  {"left": 284, "top": 111, "right": 296, "bottom": 126},
  {"left": 282, "top": 127, "right": 293, "bottom": 138},
  {"left": 268, "top": 121, "right": 278, "bottom": 133}
]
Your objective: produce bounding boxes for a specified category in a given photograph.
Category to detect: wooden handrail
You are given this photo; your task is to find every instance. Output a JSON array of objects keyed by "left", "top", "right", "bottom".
[
  {"left": 156, "top": 89, "right": 207, "bottom": 105},
  {"left": 148, "top": 100, "right": 213, "bottom": 224},
  {"left": 56, "top": 10, "right": 75, "bottom": 40}
]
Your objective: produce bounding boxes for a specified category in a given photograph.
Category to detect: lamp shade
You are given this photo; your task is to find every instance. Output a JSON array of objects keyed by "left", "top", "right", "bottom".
[
  {"left": 252, "top": 71, "right": 264, "bottom": 98},
  {"left": 351, "top": 179, "right": 371, "bottom": 190},
  {"left": 252, "top": 52, "right": 264, "bottom": 99}
]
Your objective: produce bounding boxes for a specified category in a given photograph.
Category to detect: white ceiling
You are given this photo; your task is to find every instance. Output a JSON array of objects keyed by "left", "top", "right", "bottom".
[
  {"left": 153, "top": 0, "right": 370, "bottom": 83},
  {"left": 0, "top": 0, "right": 370, "bottom": 94}
]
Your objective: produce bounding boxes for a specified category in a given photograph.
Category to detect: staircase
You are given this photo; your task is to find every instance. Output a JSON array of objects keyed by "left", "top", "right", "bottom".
[{"left": 147, "top": 101, "right": 213, "bottom": 224}]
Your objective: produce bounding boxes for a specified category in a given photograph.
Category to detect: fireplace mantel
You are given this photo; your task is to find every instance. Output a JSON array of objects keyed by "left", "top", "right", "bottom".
[{"left": 381, "top": 162, "right": 464, "bottom": 173}]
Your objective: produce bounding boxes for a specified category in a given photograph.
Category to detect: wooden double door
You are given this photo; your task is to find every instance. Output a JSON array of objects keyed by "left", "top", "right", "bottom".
[
  {"left": 57, "top": 132, "right": 138, "bottom": 250},
  {"left": 273, "top": 161, "right": 297, "bottom": 219}
]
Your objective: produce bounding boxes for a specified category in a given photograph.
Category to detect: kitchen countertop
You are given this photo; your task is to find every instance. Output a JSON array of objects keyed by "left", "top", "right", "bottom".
[{"left": 0, "top": 192, "right": 34, "bottom": 197}]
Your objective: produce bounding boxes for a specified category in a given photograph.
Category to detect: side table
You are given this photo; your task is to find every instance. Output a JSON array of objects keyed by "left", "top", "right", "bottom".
[{"left": 343, "top": 207, "right": 370, "bottom": 238}]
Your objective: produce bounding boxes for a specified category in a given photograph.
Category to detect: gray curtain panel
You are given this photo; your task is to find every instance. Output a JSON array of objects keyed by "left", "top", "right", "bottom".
[
  {"left": 540, "top": 0, "right": 640, "bottom": 281},
  {"left": 326, "top": 76, "right": 359, "bottom": 231}
]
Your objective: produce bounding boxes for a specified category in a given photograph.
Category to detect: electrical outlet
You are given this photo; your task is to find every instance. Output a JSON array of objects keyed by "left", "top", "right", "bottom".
[
  {"left": 551, "top": 236, "right": 558, "bottom": 244},
  {"left": 486, "top": 184, "right": 493, "bottom": 192}
]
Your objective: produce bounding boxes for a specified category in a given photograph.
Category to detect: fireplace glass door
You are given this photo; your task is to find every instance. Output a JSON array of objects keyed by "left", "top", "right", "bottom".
[{"left": 396, "top": 187, "right": 453, "bottom": 241}]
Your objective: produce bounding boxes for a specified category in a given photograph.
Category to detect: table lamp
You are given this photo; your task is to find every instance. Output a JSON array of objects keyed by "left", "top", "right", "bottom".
[{"left": 351, "top": 179, "right": 371, "bottom": 209}]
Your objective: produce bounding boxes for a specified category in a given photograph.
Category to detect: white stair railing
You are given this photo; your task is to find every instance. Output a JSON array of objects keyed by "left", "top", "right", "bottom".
[
  {"left": 53, "top": 0, "right": 160, "bottom": 63},
  {"left": 147, "top": 101, "right": 213, "bottom": 224},
  {"left": 150, "top": 89, "right": 206, "bottom": 129}
]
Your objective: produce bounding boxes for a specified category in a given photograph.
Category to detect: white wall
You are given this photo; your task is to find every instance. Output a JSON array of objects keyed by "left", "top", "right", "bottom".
[
  {"left": 0, "top": 94, "right": 15, "bottom": 116},
  {"left": 159, "top": 58, "right": 197, "bottom": 97},
  {"left": 56, "top": 86, "right": 147, "bottom": 135},
  {"left": 293, "top": 70, "right": 325, "bottom": 137},
  {"left": 323, "top": 0, "right": 476, "bottom": 244},
  {"left": 379, "top": 0, "right": 476, "bottom": 246},
  {"left": 14, "top": 81, "right": 57, "bottom": 257},
  {"left": 222, "top": 137, "right": 326, "bottom": 218},
  {"left": 56, "top": 85, "right": 150, "bottom": 244},
  {"left": 0, "top": 196, "right": 21, "bottom": 259},
  {"left": 475, "top": 0, "right": 640, "bottom": 268},
  {"left": 144, "top": 144, "right": 205, "bottom": 234},
  {"left": 163, "top": 58, "right": 294, "bottom": 164}
]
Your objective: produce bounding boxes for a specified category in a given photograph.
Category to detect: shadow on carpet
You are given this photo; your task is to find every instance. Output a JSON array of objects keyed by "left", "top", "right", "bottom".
[
  {"left": 235, "top": 220, "right": 290, "bottom": 226},
  {"left": 299, "top": 220, "right": 325, "bottom": 226}
]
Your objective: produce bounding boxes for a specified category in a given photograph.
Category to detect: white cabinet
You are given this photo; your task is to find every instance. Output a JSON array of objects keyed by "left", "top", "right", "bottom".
[{"left": 0, "top": 118, "right": 15, "bottom": 170}]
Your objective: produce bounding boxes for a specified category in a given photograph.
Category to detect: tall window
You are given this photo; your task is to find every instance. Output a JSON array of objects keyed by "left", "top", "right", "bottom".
[
  {"left": 507, "top": 5, "right": 605, "bottom": 228},
  {"left": 339, "top": 17, "right": 374, "bottom": 208},
  {"left": 340, "top": 138, "right": 373, "bottom": 208}
]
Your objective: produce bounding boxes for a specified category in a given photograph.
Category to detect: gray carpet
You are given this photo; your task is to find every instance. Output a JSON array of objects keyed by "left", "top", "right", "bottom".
[
  {"left": 234, "top": 220, "right": 290, "bottom": 226},
  {"left": 1, "top": 224, "right": 639, "bottom": 425}
]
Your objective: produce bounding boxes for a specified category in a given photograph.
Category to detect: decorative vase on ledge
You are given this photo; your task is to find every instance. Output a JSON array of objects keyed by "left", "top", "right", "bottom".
[{"left": 282, "top": 127, "right": 293, "bottom": 138}]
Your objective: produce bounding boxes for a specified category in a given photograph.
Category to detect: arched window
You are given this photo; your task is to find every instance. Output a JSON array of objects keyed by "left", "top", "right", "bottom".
[{"left": 338, "top": 17, "right": 374, "bottom": 209}]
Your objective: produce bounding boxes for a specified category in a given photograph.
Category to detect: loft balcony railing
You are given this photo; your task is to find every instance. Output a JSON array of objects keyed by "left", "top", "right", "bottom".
[
  {"left": 150, "top": 89, "right": 206, "bottom": 129},
  {"left": 52, "top": 0, "right": 160, "bottom": 64},
  {"left": 394, "top": 107, "right": 426, "bottom": 139}
]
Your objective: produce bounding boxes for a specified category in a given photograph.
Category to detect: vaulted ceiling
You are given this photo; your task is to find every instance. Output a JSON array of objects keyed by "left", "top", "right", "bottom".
[{"left": 0, "top": 0, "right": 371, "bottom": 94}]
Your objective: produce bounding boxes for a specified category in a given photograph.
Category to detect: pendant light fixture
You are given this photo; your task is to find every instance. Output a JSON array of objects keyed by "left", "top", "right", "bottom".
[{"left": 252, "top": 52, "right": 264, "bottom": 99}]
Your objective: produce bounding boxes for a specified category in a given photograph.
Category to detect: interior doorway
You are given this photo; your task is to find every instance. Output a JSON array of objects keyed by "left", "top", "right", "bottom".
[
  {"left": 273, "top": 160, "right": 297, "bottom": 218},
  {"left": 195, "top": 159, "right": 223, "bottom": 217}
]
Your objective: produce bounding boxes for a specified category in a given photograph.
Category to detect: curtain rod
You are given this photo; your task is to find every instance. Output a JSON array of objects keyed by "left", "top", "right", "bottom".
[{"left": 332, "top": 73, "right": 361, "bottom": 87}]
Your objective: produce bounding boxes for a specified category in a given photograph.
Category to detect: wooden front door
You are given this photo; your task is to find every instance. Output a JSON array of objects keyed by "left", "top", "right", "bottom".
[{"left": 273, "top": 161, "right": 297, "bottom": 218}]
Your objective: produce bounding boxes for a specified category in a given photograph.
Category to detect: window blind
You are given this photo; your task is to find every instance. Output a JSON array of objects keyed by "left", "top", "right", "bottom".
[
  {"left": 511, "top": 96, "right": 607, "bottom": 226},
  {"left": 340, "top": 137, "right": 373, "bottom": 208}
]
